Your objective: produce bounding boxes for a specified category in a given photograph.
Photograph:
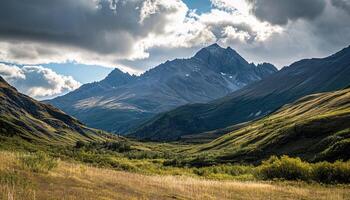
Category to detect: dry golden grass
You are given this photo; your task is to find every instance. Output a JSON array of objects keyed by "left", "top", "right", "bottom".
[{"left": 0, "top": 151, "right": 349, "bottom": 200}]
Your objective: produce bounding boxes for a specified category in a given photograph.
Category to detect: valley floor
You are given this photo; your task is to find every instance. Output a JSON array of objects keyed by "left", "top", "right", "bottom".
[{"left": 1, "top": 151, "right": 349, "bottom": 200}]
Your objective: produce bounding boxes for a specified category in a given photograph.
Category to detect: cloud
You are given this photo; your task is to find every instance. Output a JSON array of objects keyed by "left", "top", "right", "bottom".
[
  {"left": 0, "top": 0, "right": 349, "bottom": 74},
  {"left": 246, "top": 0, "right": 327, "bottom": 25},
  {"left": 202, "top": 0, "right": 350, "bottom": 68},
  {"left": 0, "top": 0, "right": 194, "bottom": 71},
  {"left": 211, "top": 0, "right": 250, "bottom": 14},
  {"left": 0, "top": 64, "right": 81, "bottom": 99},
  {"left": 331, "top": 0, "right": 350, "bottom": 15}
]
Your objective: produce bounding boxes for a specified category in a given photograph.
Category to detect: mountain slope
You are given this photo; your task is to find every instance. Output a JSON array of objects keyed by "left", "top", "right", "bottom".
[
  {"left": 131, "top": 45, "right": 350, "bottom": 141},
  {"left": 0, "top": 76, "right": 110, "bottom": 147},
  {"left": 189, "top": 88, "right": 350, "bottom": 164},
  {"left": 48, "top": 44, "right": 277, "bottom": 134}
]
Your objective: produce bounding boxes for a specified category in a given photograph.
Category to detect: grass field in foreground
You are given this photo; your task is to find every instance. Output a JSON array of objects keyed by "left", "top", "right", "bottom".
[{"left": 1, "top": 151, "right": 349, "bottom": 200}]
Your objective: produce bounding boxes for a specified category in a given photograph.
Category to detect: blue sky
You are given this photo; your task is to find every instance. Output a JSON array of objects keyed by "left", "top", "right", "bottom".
[
  {"left": 183, "top": 0, "right": 212, "bottom": 13},
  {"left": 43, "top": 63, "right": 112, "bottom": 84}
]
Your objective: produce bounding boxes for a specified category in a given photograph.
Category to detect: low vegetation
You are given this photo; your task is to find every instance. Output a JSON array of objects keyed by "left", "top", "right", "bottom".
[
  {"left": 257, "top": 156, "right": 350, "bottom": 184},
  {"left": 3, "top": 138, "right": 350, "bottom": 184},
  {"left": 1, "top": 151, "right": 349, "bottom": 200},
  {"left": 20, "top": 152, "right": 58, "bottom": 173},
  {"left": 188, "top": 88, "right": 350, "bottom": 164}
]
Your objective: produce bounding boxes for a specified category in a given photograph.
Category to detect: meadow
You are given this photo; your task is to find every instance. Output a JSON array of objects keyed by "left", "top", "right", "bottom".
[
  {"left": 1, "top": 151, "right": 350, "bottom": 200},
  {"left": 1, "top": 138, "right": 350, "bottom": 200}
]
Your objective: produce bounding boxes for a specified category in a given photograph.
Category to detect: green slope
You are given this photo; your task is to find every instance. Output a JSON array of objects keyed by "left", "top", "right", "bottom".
[
  {"left": 0, "top": 76, "right": 112, "bottom": 148},
  {"left": 188, "top": 88, "right": 350, "bottom": 164},
  {"left": 131, "top": 45, "right": 350, "bottom": 141}
]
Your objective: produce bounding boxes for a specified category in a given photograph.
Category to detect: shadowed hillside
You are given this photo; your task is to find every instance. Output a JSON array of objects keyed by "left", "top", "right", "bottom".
[
  {"left": 0, "top": 76, "right": 111, "bottom": 147},
  {"left": 132, "top": 45, "right": 350, "bottom": 141}
]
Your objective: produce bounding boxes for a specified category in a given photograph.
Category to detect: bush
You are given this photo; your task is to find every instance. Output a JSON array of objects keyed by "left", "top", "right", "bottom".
[
  {"left": 256, "top": 156, "right": 350, "bottom": 183},
  {"left": 256, "top": 156, "right": 311, "bottom": 181},
  {"left": 74, "top": 141, "right": 131, "bottom": 153},
  {"left": 312, "top": 161, "right": 350, "bottom": 184},
  {"left": 75, "top": 141, "right": 86, "bottom": 149},
  {"left": 104, "top": 141, "right": 131, "bottom": 152},
  {"left": 193, "top": 164, "right": 253, "bottom": 178},
  {"left": 20, "top": 152, "right": 58, "bottom": 173},
  {"left": 163, "top": 158, "right": 186, "bottom": 167}
]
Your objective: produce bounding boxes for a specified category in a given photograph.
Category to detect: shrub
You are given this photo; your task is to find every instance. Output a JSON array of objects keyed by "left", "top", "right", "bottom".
[
  {"left": 75, "top": 141, "right": 86, "bottom": 149},
  {"left": 104, "top": 141, "right": 131, "bottom": 152},
  {"left": 193, "top": 165, "right": 253, "bottom": 177},
  {"left": 256, "top": 156, "right": 311, "bottom": 181},
  {"left": 74, "top": 141, "right": 132, "bottom": 153},
  {"left": 163, "top": 158, "right": 186, "bottom": 167},
  {"left": 20, "top": 152, "right": 58, "bottom": 173},
  {"left": 312, "top": 161, "right": 350, "bottom": 184}
]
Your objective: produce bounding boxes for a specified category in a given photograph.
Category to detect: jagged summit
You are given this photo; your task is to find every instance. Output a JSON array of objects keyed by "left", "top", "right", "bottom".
[
  {"left": 205, "top": 43, "right": 222, "bottom": 51},
  {"left": 195, "top": 44, "right": 248, "bottom": 64},
  {"left": 195, "top": 43, "right": 226, "bottom": 57},
  {"left": 102, "top": 68, "right": 135, "bottom": 87},
  {"left": 131, "top": 45, "right": 350, "bottom": 141},
  {"left": 48, "top": 44, "right": 277, "bottom": 134},
  {"left": 194, "top": 44, "right": 255, "bottom": 75}
]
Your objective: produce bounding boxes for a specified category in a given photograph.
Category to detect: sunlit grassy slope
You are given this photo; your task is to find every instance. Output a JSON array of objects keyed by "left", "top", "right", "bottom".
[
  {"left": 0, "top": 76, "right": 112, "bottom": 148},
  {"left": 190, "top": 88, "right": 350, "bottom": 163},
  {"left": 131, "top": 46, "right": 350, "bottom": 141},
  {"left": 1, "top": 151, "right": 349, "bottom": 200}
]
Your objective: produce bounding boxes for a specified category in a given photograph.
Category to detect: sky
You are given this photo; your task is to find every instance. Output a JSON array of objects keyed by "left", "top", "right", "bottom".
[{"left": 0, "top": 0, "right": 350, "bottom": 99}]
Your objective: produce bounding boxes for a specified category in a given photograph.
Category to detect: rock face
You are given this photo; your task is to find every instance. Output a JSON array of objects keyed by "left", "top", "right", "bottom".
[
  {"left": 47, "top": 44, "right": 277, "bottom": 134},
  {"left": 0, "top": 76, "right": 108, "bottom": 145},
  {"left": 131, "top": 45, "right": 350, "bottom": 141}
]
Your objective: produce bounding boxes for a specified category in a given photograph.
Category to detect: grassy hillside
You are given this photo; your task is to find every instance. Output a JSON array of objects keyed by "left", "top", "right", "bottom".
[
  {"left": 1, "top": 75, "right": 350, "bottom": 199},
  {"left": 180, "top": 122, "right": 251, "bottom": 143},
  {"left": 1, "top": 151, "right": 350, "bottom": 200},
  {"left": 131, "top": 45, "right": 350, "bottom": 141},
  {"left": 0, "top": 76, "right": 113, "bottom": 149},
  {"left": 188, "top": 88, "right": 350, "bottom": 164}
]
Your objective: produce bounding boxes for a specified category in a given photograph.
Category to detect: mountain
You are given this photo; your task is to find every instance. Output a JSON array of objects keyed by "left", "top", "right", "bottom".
[
  {"left": 188, "top": 88, "right": 350, "bottom": 164},
  {"left": 131, "top": 45, "right": 350, "bottom": 141},
  {"left": 48, "top": 44, "right": 277, "bottom": 134},
  {"left": 0, "top": 76, "right": 110, "bottom": 147}
]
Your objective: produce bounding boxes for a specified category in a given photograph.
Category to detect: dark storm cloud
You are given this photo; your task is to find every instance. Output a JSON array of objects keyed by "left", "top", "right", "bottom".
[
  {"left": 332, "top": 0, "right": 350, "bottom": 15},
  {"left": 0, "top": 0, "right": 350, "bottom": 76},
  {"left": 247, "top": 0, "right": 327, "bottom": 25},
  {"left": 0, "top": 0, "right": 173, "bottom": 56}
]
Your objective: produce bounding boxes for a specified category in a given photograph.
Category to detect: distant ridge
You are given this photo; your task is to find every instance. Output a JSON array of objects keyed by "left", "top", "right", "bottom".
[
  {"left": 131, "top": 45, "right": 350, "bottom": 141},
  {"left": 48, "top": 44, "right": 277, "bottom": 134}
]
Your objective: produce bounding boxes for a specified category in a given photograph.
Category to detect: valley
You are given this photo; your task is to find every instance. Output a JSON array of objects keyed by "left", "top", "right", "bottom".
[
  {"left": 1, "top": 1, "right": 350, "bottom": 199},
  {"left": 1, "top": 45, "right": 350, "bottom": 200},
  {"left": 48, "top": 44, "right": 277, "bottom": 134},
  {"left": 132, "top": 45, "right": 350, "bottom": 141},
  {"left": 2, "top": 151, "right": 349, "bottom": 200}
]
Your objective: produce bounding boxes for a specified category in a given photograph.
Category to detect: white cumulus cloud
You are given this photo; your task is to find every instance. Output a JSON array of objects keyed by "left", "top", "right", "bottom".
[
  {"left": 0, "top": 64, "right": 81, "bottom": 99},
  {"left": 0, "top": 0, "right": 349, "bottom": 73}
]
